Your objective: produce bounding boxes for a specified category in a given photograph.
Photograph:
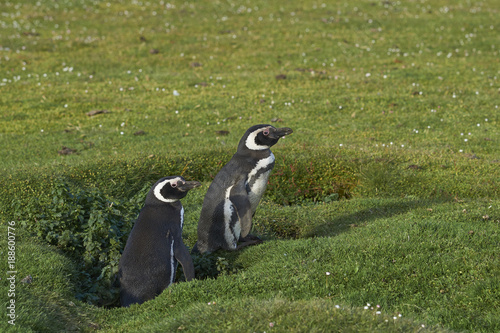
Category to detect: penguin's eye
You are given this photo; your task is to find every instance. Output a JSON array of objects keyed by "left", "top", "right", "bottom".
[
  {"left": 263, "top": 129, "right": 270, "bottom": 136},
  {"left": 170, "top": 182, "right": 177, "bottom": 188}
]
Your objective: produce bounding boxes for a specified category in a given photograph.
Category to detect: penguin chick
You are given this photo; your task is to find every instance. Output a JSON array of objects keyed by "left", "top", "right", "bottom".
[
  {"left": 194, "top": 124, "right": 293, "bottom": 253},
  {"left": 119, "top": 176, "right": 201, "bottom": 307}
]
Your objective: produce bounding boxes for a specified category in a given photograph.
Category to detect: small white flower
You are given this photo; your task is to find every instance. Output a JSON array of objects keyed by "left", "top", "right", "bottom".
[
  {"left": 326, "top": 272, "right": 331, "bottom": 276},
  {"left": 477, "top": 123, "right": 480, "bottom": 127},
  {"left": 41, "top": 129, "right": 44, "bottom": 132},
  {"left": 335, "top": 305, "right": 340, "bottom": 309},
  {"left": 464, "top": 139, "right": 468, "bottom": 142},
  {"left": 173, "top": 90, "right": 180, "bottom": 96},
  {"left": 120, "top": 131, "right": 124, "bottom": 135},
  {"left": 376, "top": 311, "right": 381, "bottom": 315}
]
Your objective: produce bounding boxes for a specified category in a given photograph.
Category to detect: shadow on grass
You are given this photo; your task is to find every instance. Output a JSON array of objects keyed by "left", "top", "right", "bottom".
[
  {"left": 193, "top": 199, "right": 449, "bottom": 281},
  {"left": 308, "top": 198, "right": 446, "bottom": 238}
]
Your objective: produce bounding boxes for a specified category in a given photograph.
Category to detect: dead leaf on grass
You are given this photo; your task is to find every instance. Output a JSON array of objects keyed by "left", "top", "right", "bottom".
[{"left": 86, "top": 110, "right": 109, "bottom": 117}]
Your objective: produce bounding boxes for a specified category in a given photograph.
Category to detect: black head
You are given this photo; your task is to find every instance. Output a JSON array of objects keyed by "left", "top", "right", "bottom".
[
  {"left": 147, "top": 176, "right": 201, "bottom": 204},
  {"left": 238, "top": 124, "right": 293, "bottom": 152}
]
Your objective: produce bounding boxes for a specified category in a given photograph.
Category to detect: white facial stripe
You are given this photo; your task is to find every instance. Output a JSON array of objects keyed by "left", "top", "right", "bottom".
[
  {"left": 153, "top": 177, "right": 182, "bottom": 203},
  {"left": 245, "top": 127, "right": 272, "bottom": 150}
]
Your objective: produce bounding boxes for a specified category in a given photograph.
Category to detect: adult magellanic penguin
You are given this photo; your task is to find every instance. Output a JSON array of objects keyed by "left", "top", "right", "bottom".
[
  {"left": 194, "top": 124, "right": 293, "bottom": 253},
  {"left": 119, "top": 176, "right": 201, "bottom": 307}
]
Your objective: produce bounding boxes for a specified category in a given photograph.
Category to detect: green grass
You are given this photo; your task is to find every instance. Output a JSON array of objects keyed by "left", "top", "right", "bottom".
[{"left": 1, "top": 0, "right": 499, "bottom": 332}]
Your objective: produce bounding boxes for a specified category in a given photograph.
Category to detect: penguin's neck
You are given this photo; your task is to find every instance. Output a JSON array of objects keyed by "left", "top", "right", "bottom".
[
  {"left": 235, "top": 147, "right": 272, "bottom": 160},
  {"left": 145, "top": 193, "right": 182, "bottom": 207}
]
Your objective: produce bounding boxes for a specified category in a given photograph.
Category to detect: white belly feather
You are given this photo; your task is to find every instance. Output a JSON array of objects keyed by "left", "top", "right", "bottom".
[{"left": 224, "top": 185, "right": 239, "bottom": 249}]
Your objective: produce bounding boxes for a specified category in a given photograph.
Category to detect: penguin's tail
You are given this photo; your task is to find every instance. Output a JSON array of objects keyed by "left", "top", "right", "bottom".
[{"left": 191, "top": 242, "right": 200, "bottom": 254}]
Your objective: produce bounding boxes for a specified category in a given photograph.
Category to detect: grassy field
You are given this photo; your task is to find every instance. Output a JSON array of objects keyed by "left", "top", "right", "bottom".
[{"left": 1, "top": 0, "right": 499, "bottom": 332}]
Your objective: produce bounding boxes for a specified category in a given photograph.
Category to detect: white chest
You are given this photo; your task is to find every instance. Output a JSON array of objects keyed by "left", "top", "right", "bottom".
[{"left": 247, "top": 153, "right": 275, "bottom": 212}]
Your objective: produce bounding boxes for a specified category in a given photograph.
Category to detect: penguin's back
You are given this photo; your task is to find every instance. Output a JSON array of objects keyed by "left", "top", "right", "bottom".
[{"left": 119, "top": 205, "right": 181, "bottom": 306}]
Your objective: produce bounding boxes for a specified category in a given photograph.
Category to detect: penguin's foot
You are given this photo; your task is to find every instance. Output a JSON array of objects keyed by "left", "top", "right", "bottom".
[
  {"left": 239, "top": 234, "right": 262, "bottom": 242},
  {"left": 236, "top": 234, "right": 263, "bottom": 250},
  {"left": 236, "top": 239, "right": 262, "bottom": 250}
]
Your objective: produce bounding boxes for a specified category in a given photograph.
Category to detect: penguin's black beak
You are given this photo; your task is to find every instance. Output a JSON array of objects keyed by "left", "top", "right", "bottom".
[
  {"left": 177, "top": 181, "right": 202, "bottom": 192},
  {"left": 270, "top": 127, "right": 293, "bottom": 139}
]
